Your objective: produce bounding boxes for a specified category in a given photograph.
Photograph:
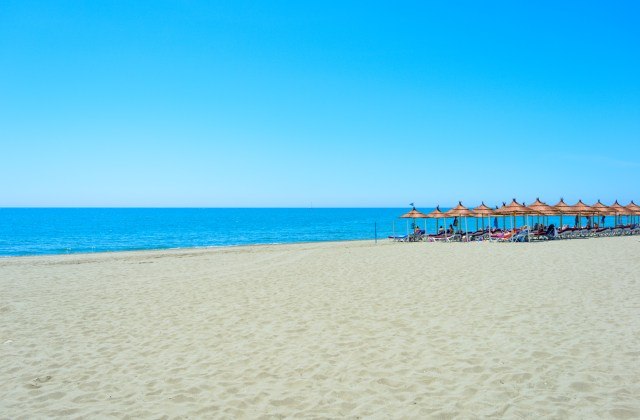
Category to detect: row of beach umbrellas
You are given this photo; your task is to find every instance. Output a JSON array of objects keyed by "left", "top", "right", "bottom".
[{"left": 399, "top": 199, "right": 640, "bottom": 241}]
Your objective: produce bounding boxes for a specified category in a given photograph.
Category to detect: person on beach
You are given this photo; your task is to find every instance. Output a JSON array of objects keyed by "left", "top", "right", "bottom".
[
  {"left": 546, "top": 224, "right": 557, "bottom": 239},
  {"left": 438, "top": 225, "right": 444, "bottom": 234}
]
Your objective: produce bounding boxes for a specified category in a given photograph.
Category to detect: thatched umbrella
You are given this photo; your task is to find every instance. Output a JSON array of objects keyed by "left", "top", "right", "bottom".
[
  {"left": 527, "top": 197, "right": 556, "bottom": 212},
  {"left": 494, "top": 199, "right": 538, "bottom": 216},
  {"left": 571, "top": 200, "right": 597, "bottom": 228},
  {"left": 470, "top": 202, "right": 494, "bottom": 232},
  {"left": 625, "top": 201, "right": 640, "bottom": 224},
  {"left": 425, "top": 206, "right": 447, "bottom": 236},
  {"left": 494, "top": 199, "right": 539, "bottom": 241},
  {"left": 608, "top": 200, "right": 630, "bottom": 226},
  {"left": 527, "top": 198, "right": 559, "bottom": 227},
  {"left": 624, "top": 200, "right": 640, "bottom": 213},
  {"left": 591, "top": 200, "right": 614, "bottom": 227},
  {"left": 400, "top": 206, "right": 429, "bottom": 236},
  {"left": 552, "top": 198, "right": 575, "bottom": 228},
  {"left": 400, "top": 207, "right": 429, "bottom": 219},
  {"left": 445, "top": 202, "right": 473, "bottom": 241},
  {"left": 625, "top": 200, "right": 640, "bottom": 213}
]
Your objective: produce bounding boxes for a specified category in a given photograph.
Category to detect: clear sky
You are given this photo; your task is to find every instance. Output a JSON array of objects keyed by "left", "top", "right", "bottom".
[{"left": 1, "top": 1, "right": 639, "bottom": 207}]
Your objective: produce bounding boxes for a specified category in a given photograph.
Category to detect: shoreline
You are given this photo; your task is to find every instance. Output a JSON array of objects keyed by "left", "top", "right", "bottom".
[{"left": 0, "top": 238, "right": 380, "bottom": 260}]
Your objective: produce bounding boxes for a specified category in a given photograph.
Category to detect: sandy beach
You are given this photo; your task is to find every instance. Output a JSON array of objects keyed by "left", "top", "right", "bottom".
[{"left": 1, "top": 236, "right": 639, "bottom": 418}]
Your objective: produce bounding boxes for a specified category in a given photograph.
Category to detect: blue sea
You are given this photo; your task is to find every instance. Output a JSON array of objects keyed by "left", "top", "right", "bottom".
[
  {"left": 0, "top": 208, "right": 622, "bottom": 257},
  {"left": 0, "top": 208, "right": 407, "bottom": 257}
]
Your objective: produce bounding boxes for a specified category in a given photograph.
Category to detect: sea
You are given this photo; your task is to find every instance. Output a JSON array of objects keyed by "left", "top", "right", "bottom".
[
  {"left": 0, "top": 208, "right": 405, "bottom": 257},
  {"left": 0, "top": 208, "right": 620, "bottom": 257}
]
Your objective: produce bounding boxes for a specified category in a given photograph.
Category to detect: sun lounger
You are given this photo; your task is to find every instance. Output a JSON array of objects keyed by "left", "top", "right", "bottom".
[
  {"left": 428, "top": 233, "right": 461, "bottom": 242},
  {"left": 509, "top": 230, "right": 530, "bottom": 242},
  {"left": 467, "top": 230, "right": 488, "bottom": 241},
  {"left": 490, "top": 230, "right": 515, "bottom": 242},
  {"left": 530, "top": 230, "right": 548, "bottom": 241},
  {"left": 559, "top": 227, "right": 577, "bottom": 239}
]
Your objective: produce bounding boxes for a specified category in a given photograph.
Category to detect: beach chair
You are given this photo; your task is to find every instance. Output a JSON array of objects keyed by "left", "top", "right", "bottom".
[
  {"left": 530, "top": 230, "right": 548, "bottom": 241},
  {"left": 490, "top": 230, "right": 515, "bottom": 242},
  {"left": 410, "top": 229, "right": 426, "bottom": 242},
  {"left": 509, "top": 230, "right": 530, "bottom": 242},
  {"left": 467, "top": 230, "right": 487, "bottom": 242},
  {"left": 558, "top": 228, "right": 575, "bottom": 239},
  {"left": 428, "top": 233, "right": 461, "bottom": 243}
]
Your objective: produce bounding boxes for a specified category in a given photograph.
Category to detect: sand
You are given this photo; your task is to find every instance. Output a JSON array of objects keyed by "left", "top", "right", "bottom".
[{"left": 1, "top": 236, "right": 639, "bottom": 418}]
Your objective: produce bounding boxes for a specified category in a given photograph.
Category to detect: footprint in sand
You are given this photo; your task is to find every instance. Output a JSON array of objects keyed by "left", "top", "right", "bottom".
[{"left": 26, "top": 375, "right": 53, "bottom": 389}]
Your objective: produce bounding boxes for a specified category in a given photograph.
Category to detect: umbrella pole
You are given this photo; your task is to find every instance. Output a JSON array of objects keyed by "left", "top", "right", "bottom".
[
  {"left": 444, "top": 216, "right": 447, "bottom": 239},
  {"left": 465, "top": 216, "right": 468, "bottom": 242}
]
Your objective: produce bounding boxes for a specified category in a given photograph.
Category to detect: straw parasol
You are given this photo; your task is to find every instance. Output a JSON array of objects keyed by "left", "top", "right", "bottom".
[
  {"left": 494, "top": 199, "right": 539, "bottom": 241},
  {"left": 608, "top": 200, "right": 630, "bottom": 226},
  {"left": 552, "top": 198, "right": 574, "bottom": 214},
  {"left": 591, "top": 200, "right": 614, "bottom": 215},
  {"left": 399, "top": 206, "right": 429, "bottom": 236},
  {"left": 591, "top": 200, "right": 614, "bottom": 227},
  {"left": 426, "top": 206, "right": 447, "bottom": 218},
  {"left": 626, "top": 201, "right": 640, "bottom": 224},
  {"left": 445, "top": 202, "right": 473, "bottom": 241},
  {"left": 445, "top": 201, "right": 474, "bottom": 217},
  {"left": 625, "top": 200, "right": 640, "bottom": 211},
  {"left": 471, "top": 202, "right": 494, "bottom": 216},
  {"left": 552, "top": 198, "right": 574, "bottom": 228},
  {"left": 571, "top": 199, "right": 595, "bottom": 214},
  {"left": 524, "top": 198, "right": 558, "bottom": 230},
  {"left": 527, "top": 198, "right": 558, "bottom": 215},
  {"left": 570, "top": 200, "right": 597, "bottom": 228},
  {"left": 608, "top": 200, "right": 629, "bottom": 214},
  {"left": 624, "top": 200, "right": 640, "bottom": 213},
  {"left": 470, "top": 202, "right": 494, "bottom": 231},
  {"left": 400, "top": 207, "right": 429, "bottom": 219},
  {"left": 426, "top": 206, "right": 447, "bottom": 236},
  {"left": 625, "top": 201, "right": 640, "bottom": 222},
  {"left": 494, "top": 199, "right": 538, "bottom": 215}
]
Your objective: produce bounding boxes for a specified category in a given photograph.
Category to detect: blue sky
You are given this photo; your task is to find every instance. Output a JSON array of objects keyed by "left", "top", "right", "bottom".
[{"left": 1, "top": 1, "right": 638, "bottom": 207}]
